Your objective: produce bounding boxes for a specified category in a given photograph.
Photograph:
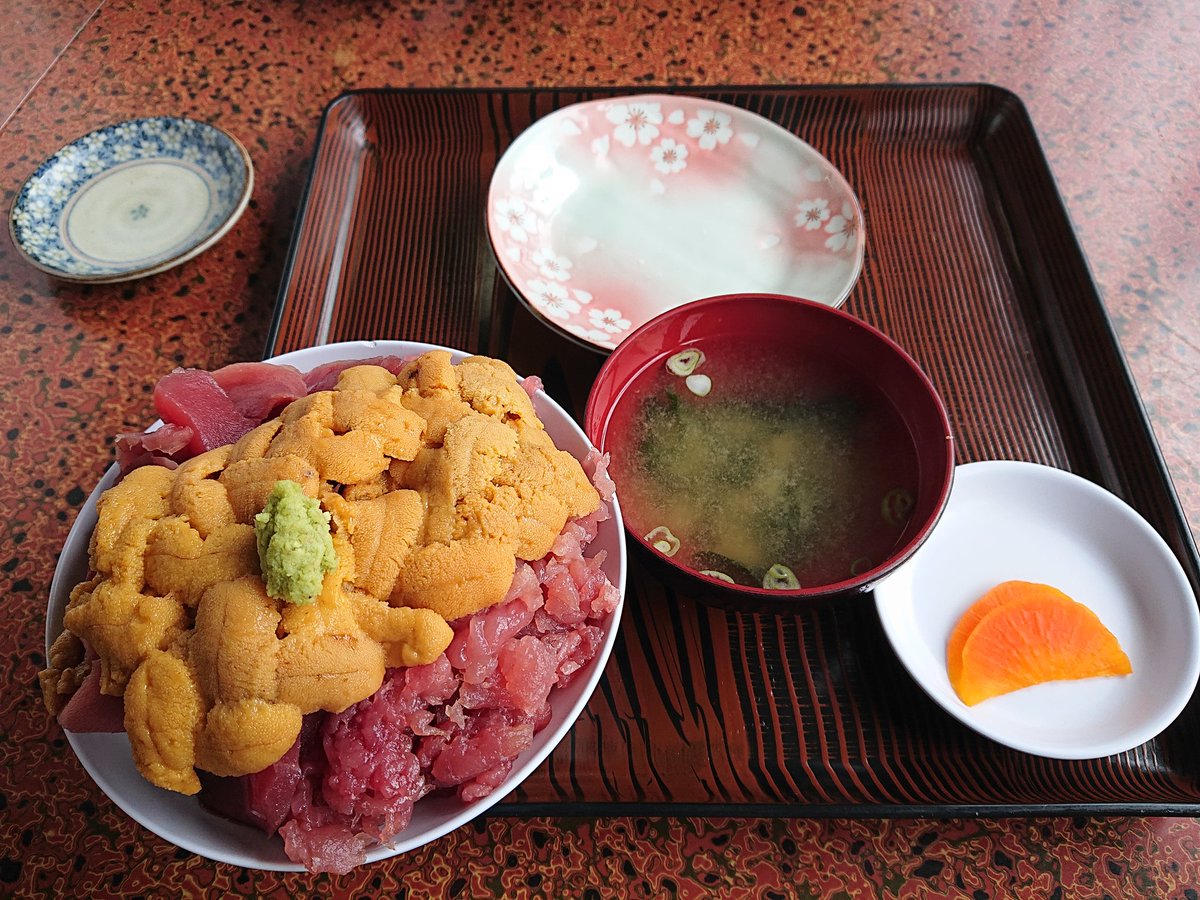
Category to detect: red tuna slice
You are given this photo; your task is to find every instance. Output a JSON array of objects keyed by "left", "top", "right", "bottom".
[
  {"left": 211, "top": 361, "right": 307, "bottom": 421},
  {"left": 199, "top": 716, "right": 311, "bottom": 834},
  {"left": 302, "top": 355, "right": 412, "bottom": 394},
  {"left": 498, "top": 636, "right": 557, "bottom": 716},
  {"left": 114, "top": 422, "right": 194, "bottom": 474},
  {"left": 428, "top": 708, "right": 534, "bottom": 788},
  {"left": 153, "top": 368, "right": 259, "bottom": 455},
  {"left": 550, "top": 510, "right": 605, "bottom": 558},
  {"left": 320, "top": 691, "right": 424, "bottom": 843},
  {"left": 279, "top": 820, "right": 372, "bottom": 877},
  {"left": 541, "top": 558, "right": 586, "bottom": 625},
  {"left": 540, "top": 624, "right": 605, "bottom": 686},
  {"left": 458, "top": 761, "right": 514, "bottom": 802},
  {"left": 446, "top": 581, "right": 543, "bottom": 685},
  {"left": 568, "top": 551, "right": 617, "bottom": 619},
  {"left": 246, "top": 733, "right": 305, "bottom": 834},
  {"left": 520, "top": 374, "right": 544, "bottom": 398},
  {"left": 404, "top": 655, "right": 458, "bottom": 705},
  {"left": 587, "top": 449, "right": 617, "bottom": 502},
  {"left": 57, "top": 664, "right": 124, "bottom": 733}
]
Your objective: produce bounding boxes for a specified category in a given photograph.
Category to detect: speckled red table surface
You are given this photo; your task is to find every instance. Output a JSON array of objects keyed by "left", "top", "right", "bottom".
[{"left": 2, "top": 1, "right": 1200, "bottom": 896}]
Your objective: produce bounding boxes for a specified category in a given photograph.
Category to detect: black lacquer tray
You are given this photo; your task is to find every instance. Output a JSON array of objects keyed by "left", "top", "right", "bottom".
[{"left": 269, "top": 85, "right": 1200, "bottom": 815}]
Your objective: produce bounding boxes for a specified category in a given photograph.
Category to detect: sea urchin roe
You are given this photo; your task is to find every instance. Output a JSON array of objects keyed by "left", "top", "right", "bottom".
[
  {"left": 41, "top": 353, "right": 603, "bottom": 799},
  {"left": 254, "top": 480, "right": 337, "bottom": 605}
]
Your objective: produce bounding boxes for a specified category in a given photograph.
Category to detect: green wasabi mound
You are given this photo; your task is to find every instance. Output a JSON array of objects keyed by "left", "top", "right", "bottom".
[{"left": 254, "top": 480, "right": 337, "bottom": 605}]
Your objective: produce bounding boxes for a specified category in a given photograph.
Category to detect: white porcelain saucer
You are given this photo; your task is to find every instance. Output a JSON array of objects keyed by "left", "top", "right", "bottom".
[
  {"left": 873, "top": 460, "right": 1200, "bottom": 759},
  {"left": 9, "top": 117, "right": 253, "bottom": 283},
  {"left": 487, "top": 94, "right": 865, "bottom": 352}
]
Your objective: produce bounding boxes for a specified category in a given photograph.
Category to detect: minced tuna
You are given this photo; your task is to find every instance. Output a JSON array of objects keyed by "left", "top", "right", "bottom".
[{"left": 202, "top": 499, "right": 618, "bottom": 874}]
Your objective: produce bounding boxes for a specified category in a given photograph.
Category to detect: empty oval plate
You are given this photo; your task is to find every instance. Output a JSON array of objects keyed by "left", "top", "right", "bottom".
[
  {"left": 487, "top": 94, "right": 865, "bottom": 352},
  {"left": 9, "top": 117, "right": 253, "bottom": 282},
  {"left": 873, "top": 460, "right": 1200, "bottom": 759}
]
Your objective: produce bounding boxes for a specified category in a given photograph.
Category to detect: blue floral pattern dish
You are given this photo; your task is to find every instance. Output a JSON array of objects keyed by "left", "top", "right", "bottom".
[{"left": 9, "top": 117, "right": 253, "bottom": 282}]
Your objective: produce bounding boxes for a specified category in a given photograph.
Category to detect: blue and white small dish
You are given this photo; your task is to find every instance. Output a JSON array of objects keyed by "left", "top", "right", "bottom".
[{"left": 9, "top": 117, "right": 253, "bottom": 283}]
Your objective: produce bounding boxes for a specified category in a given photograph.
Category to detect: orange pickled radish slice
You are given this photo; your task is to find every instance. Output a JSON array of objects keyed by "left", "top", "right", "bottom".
[
  {"left": 948, "top": 582, "right": 1132, "bottom": 706},
  {"left": 946, "top": 580, "right": 1076, "bottom": 686}
]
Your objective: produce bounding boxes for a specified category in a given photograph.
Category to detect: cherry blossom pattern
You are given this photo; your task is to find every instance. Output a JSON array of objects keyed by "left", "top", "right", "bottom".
[
  {"left": 794, "top": 198, "right": 831, "bottom": 231},
  {"left": 687, "top": 109, "right": 734, "bottom": 150},
  {"left": 565, "top": 322, "right": 619, "bottom": 349},
  {"left": 525, "top": 279, "right": 581, "bottom": 320},
  {"left": 824, "top": 201, "right": 858, "bottom": 253},
  {"left": 488, "top": 96, "right": 865, "bottom": 352},
  {"left": 531, "top": 248, "right": 573, "bottom": 282},
  {"left": 606, "top": 101, "right": 663, "bottom": 147},
  {"left": 588, "top": 307, "right": 631, "bottom": 335},
  {"left": 493, "top": 196, "right": 538, "bottom": 244},
  {"left": 650, "top": 138, "right": 689, "bottom": 175},
  {"left": 801, "top": 163, "right": 827, "bottom": 183}
]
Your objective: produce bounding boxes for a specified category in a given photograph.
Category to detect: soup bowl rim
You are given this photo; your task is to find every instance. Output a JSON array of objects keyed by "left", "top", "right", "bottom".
[{"left": 583, "top": 291, "right": 955, "bottom": 600}]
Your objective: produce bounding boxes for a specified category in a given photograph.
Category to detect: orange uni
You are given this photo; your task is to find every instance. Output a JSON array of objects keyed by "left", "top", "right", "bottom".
[{"left": 947, "top": 580, "right": 1132, "bottom": 706}]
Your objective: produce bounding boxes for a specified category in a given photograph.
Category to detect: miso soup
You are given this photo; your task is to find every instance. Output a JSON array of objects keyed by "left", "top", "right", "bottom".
[{"left": 608, "top": 336, "right": 920, "bottom": 589}]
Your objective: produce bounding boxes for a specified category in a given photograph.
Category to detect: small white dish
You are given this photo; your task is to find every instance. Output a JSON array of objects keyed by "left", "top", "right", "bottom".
[
  {"left": 10, "top": 117, "right": 253, "bottom": 283},
  {"left": 45, "top": 340, "right": 626, "bottom": 870},
  {"left": 874, "top": 459, "right": 1200, "bottom": 759},
  {"left": 487, "top": 94, "right": 865, "bottom": 352}
]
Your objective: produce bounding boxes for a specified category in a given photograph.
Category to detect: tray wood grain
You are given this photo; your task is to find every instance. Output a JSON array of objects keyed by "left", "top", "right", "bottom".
[{"left": 268, "top": 85, "right": 1200, "bottom": 814}]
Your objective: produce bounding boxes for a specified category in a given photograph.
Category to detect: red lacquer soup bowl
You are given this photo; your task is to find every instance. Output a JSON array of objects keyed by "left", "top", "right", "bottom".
[{"left": 584, "top": 293, "right": 954, "bottom": 610}]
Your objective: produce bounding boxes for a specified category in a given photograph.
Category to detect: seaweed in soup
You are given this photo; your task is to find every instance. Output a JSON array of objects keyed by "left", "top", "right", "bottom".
[{"left": 613, "top": 348, "right": 917, "bottom": 588}]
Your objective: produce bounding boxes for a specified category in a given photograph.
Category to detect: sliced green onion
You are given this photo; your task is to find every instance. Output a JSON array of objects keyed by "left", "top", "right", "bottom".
[
  {"left": 644, "top": 526, "right": 681, "bottom": 557},
  {"left": 700, "top": 569, "right": 735, "bottom": 583},
  {"left": 881, "top": 487, "right": 915, "bottom": 526},
  {"left": 762, "top": 563, "right": 800, "bottom": 590},
  {"left": 666, "top": 348, "right": 705, "bottom": 376}
]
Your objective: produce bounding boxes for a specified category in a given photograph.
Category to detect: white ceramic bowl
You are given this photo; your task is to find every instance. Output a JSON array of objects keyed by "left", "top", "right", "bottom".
[
  {"left": 487, "top": 94, "right": 865, "bottom": 352},
  {"left": 45, "top": 340, "right": 627, "bottom": 870},
  {"left": 874, "top": 460, "right": 1200, "bottom": 759},
  {"left": 10, "top": 117, "right": 253, "bottom": 283}
]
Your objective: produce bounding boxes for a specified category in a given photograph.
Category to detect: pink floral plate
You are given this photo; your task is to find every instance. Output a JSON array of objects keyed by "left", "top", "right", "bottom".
[{"left": 486, "top": 94, "right": 865, "bottom": 352}]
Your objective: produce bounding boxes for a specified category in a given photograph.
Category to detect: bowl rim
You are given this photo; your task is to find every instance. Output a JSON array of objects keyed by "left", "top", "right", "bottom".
[
  {"left": 583, "top": 292, "right": 955, "bottom": 599},
  {"left": 8, "top": 115, "right": 254, "bottom": 284}
]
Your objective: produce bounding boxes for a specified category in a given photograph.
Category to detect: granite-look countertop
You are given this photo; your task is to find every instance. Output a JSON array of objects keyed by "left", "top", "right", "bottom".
[{"left": 1, "top": 1, "right": 1197, "bottom": 895}]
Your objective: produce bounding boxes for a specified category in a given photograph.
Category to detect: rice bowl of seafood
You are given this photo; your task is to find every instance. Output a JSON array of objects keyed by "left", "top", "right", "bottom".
[{"left": 41, "top": 340, "right": 626, "bottom": 872}]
